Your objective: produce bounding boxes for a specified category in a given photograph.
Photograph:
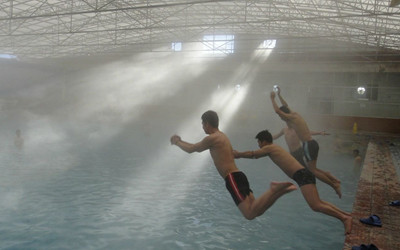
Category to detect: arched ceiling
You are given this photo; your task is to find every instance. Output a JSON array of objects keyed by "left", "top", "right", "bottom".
[{"left": 0, "top": 0, "right": 399, "bottom": 60}]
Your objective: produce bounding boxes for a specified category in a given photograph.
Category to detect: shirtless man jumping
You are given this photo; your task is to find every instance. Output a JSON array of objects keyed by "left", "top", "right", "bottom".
[
  {"left": 170, "top": 110, "right": 296, "bottom": 220},
  {"left": 273, "top": 126, "right": 329, "bottom": 169},
  {"left": 270, "top": 88, "right": 342, "bottom": 198},
  {"left": 233, "top": 130, "right": 352, "bottom": 234}
]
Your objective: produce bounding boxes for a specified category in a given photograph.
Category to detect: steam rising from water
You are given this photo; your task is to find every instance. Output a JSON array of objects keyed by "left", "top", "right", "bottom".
[
  {"left": 0, "top": 46, "right": 274, "bottom": 233},
  {"left": 115, "top": 46, "right": 275, "bottom": 231},
  {"left": 0, "top": 52, "right": 211, "bottom": 212}
]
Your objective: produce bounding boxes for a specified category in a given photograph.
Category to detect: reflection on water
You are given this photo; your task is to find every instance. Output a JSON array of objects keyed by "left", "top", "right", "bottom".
[{"left": 0, "top": 127, "right": 362, "bottom": 250}]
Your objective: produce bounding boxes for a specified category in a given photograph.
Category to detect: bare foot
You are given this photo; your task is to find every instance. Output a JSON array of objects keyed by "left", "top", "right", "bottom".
[
  {"left": 333, "top": 182, "right": 342, "bottom": 198},
  {"left": 343, "top": 215, "right": 353, "bottom": 235},
  {"left": 270, "top": 181, "right": 297, "bottom": 194},
  {"left": 344, "top": 211, "right": 352, "bottom": 216},
  {"left": 327, "top": 171, "right": 341, "bottom": 184}
]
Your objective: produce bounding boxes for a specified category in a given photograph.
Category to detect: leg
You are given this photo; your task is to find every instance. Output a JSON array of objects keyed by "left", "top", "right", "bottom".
[
  {"left": 300, "top": 184, "right": 352, "bottom": 235},
  {"left": 307, "top": 159, "right": 342, "bottom": 198},
  {"left": 237, "top": 181, "right": 297, "bottom": 220},
  {"left": 320, "top": 200, "right": 352, "bottom": 217}
]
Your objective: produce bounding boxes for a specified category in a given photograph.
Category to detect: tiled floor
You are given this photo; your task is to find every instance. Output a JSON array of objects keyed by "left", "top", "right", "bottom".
[{"left": 343, "top": 136, "right": 400, "bottom": 250}]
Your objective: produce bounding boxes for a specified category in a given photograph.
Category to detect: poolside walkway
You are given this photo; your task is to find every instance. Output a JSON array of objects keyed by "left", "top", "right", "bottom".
[{"left": 343, "top": 137, "right": 400, "bottom": 250}]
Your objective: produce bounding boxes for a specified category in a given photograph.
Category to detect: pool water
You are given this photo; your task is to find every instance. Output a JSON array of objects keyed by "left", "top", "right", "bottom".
[{"left": 0, "top": 126, "right": 361, "bottom": 250}]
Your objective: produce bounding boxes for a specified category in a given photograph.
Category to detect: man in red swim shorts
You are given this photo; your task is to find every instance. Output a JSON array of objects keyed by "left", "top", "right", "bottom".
[{"left": 170, "top": 110, "right": 296, "bottom": 220}]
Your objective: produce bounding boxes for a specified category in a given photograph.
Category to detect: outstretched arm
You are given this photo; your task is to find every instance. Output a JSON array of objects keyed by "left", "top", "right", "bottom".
[
  {"left": 233, "top": 147, "right": 269, "bottom": 159},
  {"left": 272, "top": 129, "right": 285, "bottom": 140},
  {"left": 170, "top": 134, "right": 212, "bottom": 153},
  {"left": 270, "top": 91, "right": 280, "bottom": 113},
  {"left": 233, "top": 150, "right": 256, "bottom": 159},
  {"left": 276, "top": 87, "right": 289, "bottom": 107},
  {"left": 270, "top": 92, "right": 290, "bottom": 120},
  {"left": 310, "top": 130, "right": 330, "bottom": 136}
]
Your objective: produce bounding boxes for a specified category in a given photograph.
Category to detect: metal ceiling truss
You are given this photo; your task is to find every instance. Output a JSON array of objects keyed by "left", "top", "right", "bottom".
[{"left": 0, "top": 0, "right": 399, "bottom": 59}]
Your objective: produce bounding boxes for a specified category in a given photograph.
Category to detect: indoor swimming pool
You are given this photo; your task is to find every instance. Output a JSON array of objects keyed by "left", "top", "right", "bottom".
[{"left": 0, "top": 121, "right": 364, "bottom": 250}]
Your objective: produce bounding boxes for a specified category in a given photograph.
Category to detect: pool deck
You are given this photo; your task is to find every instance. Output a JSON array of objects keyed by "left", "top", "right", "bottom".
[{"left": 343, "top": 136, "right": 400, "bottom": 250}]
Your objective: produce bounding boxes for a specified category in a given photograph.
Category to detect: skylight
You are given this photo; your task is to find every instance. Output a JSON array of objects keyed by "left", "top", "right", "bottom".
[
  {"left": 202, "top": 35, "right": 234, "bottom": 55},
  {"left": 171, "top": 42, "right": 182, "bottom": 51},
  {"left": 0, "top": 54, "right": 18, "bottom": 59},
  {"left": 262, "top": 40, "right": 276, "bottom": 49}
]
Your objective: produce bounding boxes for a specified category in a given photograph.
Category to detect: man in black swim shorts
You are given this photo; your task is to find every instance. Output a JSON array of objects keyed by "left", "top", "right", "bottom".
[
  {"left": 292, "top": 168, "right": 316, "bottom": 186},
  {"left": 233, "top": 130, "right": 352, "bottom": 235},
  {"left": 303, "top": 139, "right": 319, "bottom": 162},
  {"left": 270, "top": 87, "right": 342, "bottom": 198},
  {"left": 225, "top": 171, "right": 253, "bottom": 205},
  {"left": 171, "top": 110, "right": 296, "bottom": 220},
  {"left": 273, "top": 126, "right": 329, "bottom": 168}
]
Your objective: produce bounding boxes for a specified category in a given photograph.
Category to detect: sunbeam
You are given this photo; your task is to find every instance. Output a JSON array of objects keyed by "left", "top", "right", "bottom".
[
  {"left": 117, "top": 44, "right": 276, "bottom": 232},
  {"left": 59, "top": 51, "right": 211, "bottom": 146}
]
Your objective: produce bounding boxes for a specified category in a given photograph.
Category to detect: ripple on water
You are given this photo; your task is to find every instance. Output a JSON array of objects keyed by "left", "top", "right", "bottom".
[{"left": 0, "top": 133, "right": 358, "bottom": 249}]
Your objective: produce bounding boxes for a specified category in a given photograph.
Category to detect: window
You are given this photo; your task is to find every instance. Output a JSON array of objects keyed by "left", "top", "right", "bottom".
[
  {"left": 202, "top": 35, "right": 234, "bottom": 55},
  {"left": 0, "top": 53, "right": 17, "bottom": 59},
  {"left": 262, "top": 39, "right": 276, "bottom": 49},
  {"left": 171, "top": 42, "right": 182, "bottom": 51}
]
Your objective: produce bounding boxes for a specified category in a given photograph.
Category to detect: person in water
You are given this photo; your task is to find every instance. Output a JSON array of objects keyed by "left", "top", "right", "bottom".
[
  {"left": 353, "top": 149, "right": 362, "bottom": 170},
  {"left": 14, "top": 129, "right": 24, "bottom": 150},
  {"left": 270, "top": 87, "right": 342, "bottom": 198},
  {"left": 233, "top": 130, "right": 352, "bottom": 235},
  {"left": 170, "top": 110, "right": 296, "bottom": 220}
]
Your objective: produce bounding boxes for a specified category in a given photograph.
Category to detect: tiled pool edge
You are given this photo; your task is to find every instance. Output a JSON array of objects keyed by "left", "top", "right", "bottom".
[{"left": 343, "top": 138, "right": 400, "bottom": 250}]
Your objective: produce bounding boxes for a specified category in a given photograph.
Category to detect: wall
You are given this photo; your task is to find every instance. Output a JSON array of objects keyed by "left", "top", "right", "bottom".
[
  {"left": 248, "top": 71, "right": 400, "bottom": 119},
  {"left": 0, "top": 49, "right": 399, "bottom": 135},
  {"left": 307, "top": 114, "right": 400, "bottom": 134}
]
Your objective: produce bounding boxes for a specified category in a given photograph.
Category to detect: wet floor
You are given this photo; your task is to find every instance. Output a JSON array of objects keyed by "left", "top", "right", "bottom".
[{"left": 344, "top": 135, "right": 400, "bottom": 250}]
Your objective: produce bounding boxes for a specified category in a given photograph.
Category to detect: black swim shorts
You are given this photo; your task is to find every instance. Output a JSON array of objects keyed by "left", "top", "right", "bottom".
[
  {"left": 225, "top": 171, "right": 253, "bottom": 206},
  {"left": 303, "top": 139, "right": 319, "bottom": 162},
  {"left": 290, "top": 147, "right": 307, "bottom": 168},
  {"left": 292, "top": 168, "right": 316, "bottom": 187}
]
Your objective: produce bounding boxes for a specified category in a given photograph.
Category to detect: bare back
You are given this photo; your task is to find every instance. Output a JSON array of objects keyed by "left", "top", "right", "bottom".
[
  {"left": 285, "top": 112, "right": 312, "bottom": 142},
  {"left": 260, "top": 144, "right": 304, "bottom": 178},
  {"left": 207, "top": 131, "right": 239, "bottom": 178}
]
